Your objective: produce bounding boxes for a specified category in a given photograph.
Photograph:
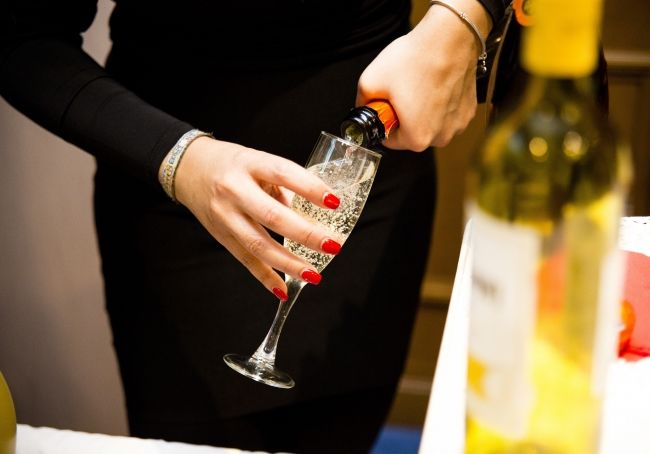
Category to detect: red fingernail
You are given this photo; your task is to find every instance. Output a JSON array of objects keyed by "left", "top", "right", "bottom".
[
  {"left": 301, "top": 269, "right": 322, "bottom": 285},
  {"left": 272, "top": 287, "right": 289, "bottom": 302},
  {"left": 323, "top": 193, "right": 340, "bottom": 209},
  {"left": 322, "top": 239, "right": 341, "bottom": 255}
]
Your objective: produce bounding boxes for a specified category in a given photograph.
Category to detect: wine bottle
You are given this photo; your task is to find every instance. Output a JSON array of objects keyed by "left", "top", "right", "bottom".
[
  {"left": 486, "top": 1, "right": 610, "bottom": 125},
  {"left": 340, "top": 100, "right": 398, "bottom": 148},
  {"left": 464, "top": 0, "right": 632, "bottom": 452},
  {"left": 0, "top": 372, "right": 16, "bottom": 454}
]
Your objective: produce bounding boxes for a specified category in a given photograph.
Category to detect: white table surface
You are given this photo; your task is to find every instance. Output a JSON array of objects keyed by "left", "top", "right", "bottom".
[
  {"left": 419, "top": 217, "right": 650, "bottom": 454},
  {"left": 16, "top": 424, "right": 293, "bottom": 454}
]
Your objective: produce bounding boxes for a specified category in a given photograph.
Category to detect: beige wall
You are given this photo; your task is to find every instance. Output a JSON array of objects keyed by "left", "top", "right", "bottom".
[{"left": 0, "top": 0, "right": 127, "bottom": 435}]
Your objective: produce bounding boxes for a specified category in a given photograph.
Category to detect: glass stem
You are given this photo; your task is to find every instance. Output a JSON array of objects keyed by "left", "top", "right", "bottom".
[{"left": 251, "top": 277, "right": 307, "bottom": 365}]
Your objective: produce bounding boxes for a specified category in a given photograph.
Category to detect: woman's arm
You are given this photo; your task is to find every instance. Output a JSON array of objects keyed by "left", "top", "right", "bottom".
[
  {"left": 0, "top": 1, "right": 343, "bottom": 299},
  {"left": 0, "top": 0, "right": 192, "bottom": 184}
]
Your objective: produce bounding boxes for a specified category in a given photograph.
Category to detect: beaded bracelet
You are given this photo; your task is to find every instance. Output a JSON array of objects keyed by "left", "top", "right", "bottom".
[
  {"left": 159, "top": 129, "right": 213, "bottom": 202},
  {"left": 429, "top": 0, "right": 488, "bottom": 75}
]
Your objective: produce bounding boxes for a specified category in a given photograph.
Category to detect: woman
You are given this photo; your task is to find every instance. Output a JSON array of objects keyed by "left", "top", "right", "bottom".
[{"left": 0, "top": 0, "right": 506, "bottom": 451}]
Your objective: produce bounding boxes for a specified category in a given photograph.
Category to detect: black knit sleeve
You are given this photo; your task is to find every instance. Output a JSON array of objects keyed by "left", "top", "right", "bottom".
[
  {"left": 0, "top": 0, "right": 193, "bottom": 187},
  {"left": 476, "top": 0, "right": 510, "bottom": 25}
]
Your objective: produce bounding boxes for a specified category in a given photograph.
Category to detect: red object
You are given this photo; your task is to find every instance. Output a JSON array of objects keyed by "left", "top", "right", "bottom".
[
  {"left": 618, "top": 300, "right": 636, "bottom": 354},
  {"left": 513, "top": 0, "right": 533, "bottom": 26},
  {"left": 322, "top": 239, "right": 342, "bottom": 255},
  {"left": 323, "top": 193, "right": 340, "bottom": 209},
  {"left": 619, "top": 251, "right": 650, "bottom": 361},
  {"left": 272, "top": 287, "right": 289, "bottom": 302},
  {"left": 301, "top": 269, "right": 322, "bottom": 285}
]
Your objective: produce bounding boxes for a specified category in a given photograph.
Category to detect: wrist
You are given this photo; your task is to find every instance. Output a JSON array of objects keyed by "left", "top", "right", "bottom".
[
  {"left": 430, "top": 0, "right": 493, "bottom": 36},
  {"left": 426, "top": 0, "right": 493, "bottom": 74},
  {"left": 158, "top": 129, "right": 213, "bottom": 202}
]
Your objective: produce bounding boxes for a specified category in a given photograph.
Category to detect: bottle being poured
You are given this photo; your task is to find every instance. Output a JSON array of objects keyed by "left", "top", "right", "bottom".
[{"left": 340, "top": 100, "right": 398, "bottom": 149}]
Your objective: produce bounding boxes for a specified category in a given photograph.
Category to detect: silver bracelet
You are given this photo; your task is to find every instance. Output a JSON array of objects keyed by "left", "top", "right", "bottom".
[
  {"left": 429, "top": 0, "right": 488, "bottom": 75},
  {"left": 159, "top": 129, "right": 213, "bottom": 202}
]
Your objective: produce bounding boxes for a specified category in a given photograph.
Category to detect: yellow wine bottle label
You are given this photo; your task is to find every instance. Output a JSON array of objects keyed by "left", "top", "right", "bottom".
[
  {"left": 466, "top": 206, "right": 539, "bottom": 437},
  {"left": 522, "top": 0, "right": 602, "bottom": 77}
]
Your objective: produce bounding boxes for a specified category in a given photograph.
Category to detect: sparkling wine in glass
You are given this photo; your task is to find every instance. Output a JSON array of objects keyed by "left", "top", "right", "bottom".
[{"left": 223, "top": 131, "right": 382, "bottom": 388}]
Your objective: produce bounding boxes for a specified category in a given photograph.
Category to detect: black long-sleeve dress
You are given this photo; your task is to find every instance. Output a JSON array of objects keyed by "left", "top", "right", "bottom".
[{"left": 1, "top": 0, "right": 508, "bottom": 452}]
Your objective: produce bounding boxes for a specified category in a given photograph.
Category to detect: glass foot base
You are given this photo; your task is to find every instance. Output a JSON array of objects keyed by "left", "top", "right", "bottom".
[{"left": 223, "top": 353, "right": 295, "bottom": 389}]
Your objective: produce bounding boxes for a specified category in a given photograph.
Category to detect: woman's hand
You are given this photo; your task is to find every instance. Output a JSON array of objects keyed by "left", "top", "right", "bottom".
[
  {"left": 171, "top": 136, "right": 342, "bottom": 300},
  {"left": 356, "top": 0, "right": 493, "bottom": 151}
]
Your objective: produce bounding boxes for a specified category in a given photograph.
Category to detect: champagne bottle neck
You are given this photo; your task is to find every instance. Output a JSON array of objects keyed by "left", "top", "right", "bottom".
[{"left": 340, "top": 100, "right": 398, "bottom": 148}]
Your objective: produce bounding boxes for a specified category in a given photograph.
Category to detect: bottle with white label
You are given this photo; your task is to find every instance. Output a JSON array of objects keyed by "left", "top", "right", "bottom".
[{"left": 464, "top": 0, "right": 632, "bottom": 452}]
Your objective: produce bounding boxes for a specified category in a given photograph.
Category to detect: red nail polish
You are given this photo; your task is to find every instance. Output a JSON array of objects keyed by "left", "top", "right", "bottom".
[
  {"left": 322, "top": 239, "right": 341, "bottom": 255},
  {"left": 301, "top": 269, "right": 322, "bottom": 285},
  {"left": 323, "top": 193, "right": 340, "bottom": 209},
  {"left": 272, "top": 287, "right": 289, "bottom": 301}
]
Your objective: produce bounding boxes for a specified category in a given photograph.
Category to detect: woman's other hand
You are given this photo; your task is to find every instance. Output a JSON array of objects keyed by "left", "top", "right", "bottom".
[
  {"left": 171, "top": 136, "right": 341, "bottom": 299},
  {"left": 356, "top": 0, "right": 493, "bottom": 151}
]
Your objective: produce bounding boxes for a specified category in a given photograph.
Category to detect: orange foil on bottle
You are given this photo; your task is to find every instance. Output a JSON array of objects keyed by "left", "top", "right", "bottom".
[{"left": 367, "top": 100, "right": 399, "bottom": 137}]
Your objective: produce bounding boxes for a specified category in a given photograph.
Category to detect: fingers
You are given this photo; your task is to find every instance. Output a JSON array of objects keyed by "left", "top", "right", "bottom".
[
  {"left": 234, "top": 180, "right": 342, "bottom": 254},
  {"left": 215, "top": 151, "right": 344, "bottom": 257},
  {"left": 374, "top": 85, "right": 477, "bottom": 150},
  {"left": 383, "top": 120, "right": 460, "bottom": 150},
  {"left": 207, "top": 211, "right": 326, "bottom": 300},
  {"left": 174, "top": 139, "right": 343, "bottom": 300},
  {"left": 250, "top": 154, "right": 341, "bottom": 210}
]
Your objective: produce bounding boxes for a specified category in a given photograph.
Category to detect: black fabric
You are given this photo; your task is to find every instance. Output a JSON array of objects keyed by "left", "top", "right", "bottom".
[
  {"left": 107, "top": 0, "right": 413, "bottom": 68},
  {"left": 476, "top": 0, "right": 510, "bottom": 27},
  {"left": 0, "top": 1, "right": 193, "bottom": 187},
  {"left": 0, "top": 0, "right": 507, "bottom": 450},
  {"left": 130, "top": 385, "right": 397, "bottom": 454}
]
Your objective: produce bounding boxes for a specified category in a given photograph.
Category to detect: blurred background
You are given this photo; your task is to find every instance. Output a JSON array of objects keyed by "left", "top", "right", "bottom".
[{"left": 0, "top": 0, "right": 648, "bottom": 442}]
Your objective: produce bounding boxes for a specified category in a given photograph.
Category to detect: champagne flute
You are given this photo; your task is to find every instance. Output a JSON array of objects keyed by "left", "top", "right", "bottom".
[{"left": 223, "top": 131, "right": 382, "bottom": 388}]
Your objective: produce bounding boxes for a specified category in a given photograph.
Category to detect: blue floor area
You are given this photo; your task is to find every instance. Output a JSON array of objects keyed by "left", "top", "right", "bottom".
[{"left": 370, "top": 425, "right": 422, "bottom": 454}]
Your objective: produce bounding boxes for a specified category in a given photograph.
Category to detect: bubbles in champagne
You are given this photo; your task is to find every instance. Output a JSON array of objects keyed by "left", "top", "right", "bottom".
[{"left": 284, "top": 157, "right": 376, "bottom": 272}]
